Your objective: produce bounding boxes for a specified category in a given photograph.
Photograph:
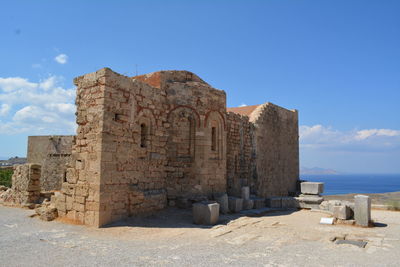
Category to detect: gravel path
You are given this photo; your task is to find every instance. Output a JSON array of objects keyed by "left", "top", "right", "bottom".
[{"left": 1, "top": 205, "right": 400, "bottom": 266}]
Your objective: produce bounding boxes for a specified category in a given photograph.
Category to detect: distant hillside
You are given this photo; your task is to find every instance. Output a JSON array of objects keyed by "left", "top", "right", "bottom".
[
  {"left": 0, "top": 156, "right": 27, "bottom": 166},
  {"left": 300, "top": 167, "right": 339, "bottom": 175}
]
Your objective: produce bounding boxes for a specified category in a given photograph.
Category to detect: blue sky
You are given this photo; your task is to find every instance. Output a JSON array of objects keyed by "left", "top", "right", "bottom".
[{"left": 0, "top": 0, "right": 399, "bottom": 173}]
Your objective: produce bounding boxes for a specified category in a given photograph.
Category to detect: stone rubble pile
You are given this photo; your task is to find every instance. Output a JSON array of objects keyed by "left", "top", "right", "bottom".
[
  {"left": 319, "top": 195, "right": 372, "bottom": 227},
  {"left": 35, "top": 199, "right": 58, "bottom": 221},
  {"left": 0, "top": 163, "right": 58, "bottom": 222}
]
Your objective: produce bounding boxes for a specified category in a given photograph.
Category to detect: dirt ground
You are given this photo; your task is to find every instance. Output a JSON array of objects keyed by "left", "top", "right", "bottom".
[{"left": 1, "top": 205, "right": 400, "bottom": 266}]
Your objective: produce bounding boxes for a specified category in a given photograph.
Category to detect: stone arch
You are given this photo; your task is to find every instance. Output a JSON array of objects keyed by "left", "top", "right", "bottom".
[
  {"left": 136, "top": 108, "right": 156, "bottom": 149},
  {"left": 167, "top": 107, "right": 197, "bottom": 160},
  {"left": 204, "top": 111, "right": 225, "bottom": 160},
  {"left": 167, "top": 105, "right": 200, "bottom": 128},
  {"left": 204, "top": 110, "right": 226, "bottom": 130}
]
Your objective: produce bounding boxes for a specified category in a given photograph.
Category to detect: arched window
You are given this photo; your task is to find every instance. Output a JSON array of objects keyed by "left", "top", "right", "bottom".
[
  {"left": 140, "top": 123, "right": 147, "bottom": 148},
  {"left": 211, "top": 126, "right": 217, "bottom": 151}
]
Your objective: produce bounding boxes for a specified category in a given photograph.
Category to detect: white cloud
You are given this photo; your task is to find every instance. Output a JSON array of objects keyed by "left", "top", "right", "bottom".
[
  {"left": 54, "top": 54, "right": 68, "bottom": 64},
  {"left": 355, "top": 129, "right": 400, "bottom": 140},
  {"left": 0, "top": 75, "right": 76, "bottom": 135},
  {"left": 239, "top": 103, "right": 247, "bottom": 107},
  {"left": 45, "top": 103, "right": 76, "bottom": 114},
  {"left": 0, "top": 77, "right": 37, "bottom": 92},
  {"left": 300, "top": 124, "right": 400, "bottom": 152},
  {"left": 39, "top": 76, "right": 57, "bottom": 90},
  {"left": 0, "top": 104, "right": 10, "bottom": 116}
]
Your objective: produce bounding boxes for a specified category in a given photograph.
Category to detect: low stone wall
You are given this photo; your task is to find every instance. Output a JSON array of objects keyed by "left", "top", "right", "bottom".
[{"left": 0, "top": 164, "right": 41, "bottom": 205}]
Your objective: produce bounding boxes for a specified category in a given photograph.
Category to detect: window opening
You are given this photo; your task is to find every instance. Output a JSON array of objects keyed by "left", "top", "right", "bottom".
[
  {"left": 211, "top": 126, "right": 216, "bottom": 151},
  {"left": 140, "top": 123, "right": 147, "bottom": 148}
]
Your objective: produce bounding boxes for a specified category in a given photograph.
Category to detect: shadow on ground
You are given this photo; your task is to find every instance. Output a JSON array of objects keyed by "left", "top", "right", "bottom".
[{"left": 102, "top": 207, "right": 299, "bottom": 229}]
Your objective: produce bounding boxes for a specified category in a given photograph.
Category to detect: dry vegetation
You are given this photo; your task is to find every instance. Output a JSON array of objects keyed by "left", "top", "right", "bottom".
[{"left": 0, "top": 168, "right": 12, "bottom": 187}]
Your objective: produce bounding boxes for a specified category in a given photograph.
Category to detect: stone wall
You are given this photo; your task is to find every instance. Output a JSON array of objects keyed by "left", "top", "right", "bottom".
[
  {"left": 158, "top": 71, "right": 227, "bottom": 201},
  {"left": 250, "top": 103, "right": 299, "bottom": 197},
  {"left": 55, "top": 68, "right": 227, "bottom": 227},
  {"left": 226, "top": 112, "right": 255, "bottom": 197},
  {"left": 53, "top": 67, "right": 299, "bottom": 227},
  {"left": 0, "top": 164, "right": 41, "bottom": 205},
  {"left": 54, "top": 68, "right": 107, "bottom": 226},
  {"left": 27, "top": 136, "right": 74, "bottom": 191}
]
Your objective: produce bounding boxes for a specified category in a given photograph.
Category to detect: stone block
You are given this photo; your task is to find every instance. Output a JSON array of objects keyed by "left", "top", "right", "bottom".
[
  {"left": 333, "top": 205, "right": 352, "bottom": 220},
  {"left": 228, "top": 197, "right": 243, "bottom": 213},
  {"left": 281, "top": 197, "right": 298, "bottom": 209},
  {"left": 266, "top": 197, "right": 281, "bottom": 208},
  {"left": 192, "top": 202, "right": 220, "bottom": 225},
  {"left": 301, "top": 182, "right": 324, "bottom": 195},
  {"left": 243, "top": 199, "right": 254, "bottom": 210},
  {"left": 297, "top": 195, "right": 324, "bottom": 204},
  {"left": 215, "top": 193, "right": 229, "bottom": 214},
  {"left": 252, "top": 198, "right": 265, "bottom": 209},
  {"left": 354, "top": 195, "right": 371, "bottom": 227},
  {"left": 241, "top": 186, "right": 250, "bottom": 200},
  {"left": 320, "top": 217, "right": 334, "bottom": 225}
]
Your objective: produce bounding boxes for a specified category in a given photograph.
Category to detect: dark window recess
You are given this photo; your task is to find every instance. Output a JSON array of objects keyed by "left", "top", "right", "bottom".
[
  {"left": 63, "top": 171, "right": 67, "bottom": 182},
  {"left": 114, "top": 113, "right": 123, "bottom": 121},
  {"left": 211, "top": 127, "right": 216, "bottom": 151},
  {"left": 140, "top": 123, "right": 147, "bottom": 148}
]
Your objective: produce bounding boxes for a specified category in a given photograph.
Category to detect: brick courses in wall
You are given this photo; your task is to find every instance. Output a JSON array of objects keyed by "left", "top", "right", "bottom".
[{"left": 52, "top": 67, "right": 299, "bottom": 227}]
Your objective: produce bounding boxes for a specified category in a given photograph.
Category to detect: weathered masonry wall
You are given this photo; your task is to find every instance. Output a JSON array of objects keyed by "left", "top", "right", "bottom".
[
  {"left": 97, "top": 70, "right": 169, "bottom": 226},
  {"left": 27, "top": 136, "right": 74, "bottom": 191},
  {"left": 226, "top": 112, "right": 255, "bottom": 197},
  {"left": 4, "top": 164, "right": 41, "bottom": 204},
  {"left": 250, "top": 103, "right": 299, "bottom": 198},
  {"left": 52, "top": 67, "right": 299, "bottom": 227},
  {"left": 55, "top": 68, "right": 228, "bottom": 227},
  {"left": 54, "top": 69, "right": 107, "bottom": 226},
  {"left": 142, "top": 71, "right": 227, "bottom": 202}
]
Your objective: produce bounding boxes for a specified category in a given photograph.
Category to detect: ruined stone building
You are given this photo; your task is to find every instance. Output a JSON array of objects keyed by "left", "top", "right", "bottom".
[
  {"left": 42, "top": 68, "right": 300, "bottom": 227},
  {"left": 27, "top": 136, "right": 74, "bottom": 191}
]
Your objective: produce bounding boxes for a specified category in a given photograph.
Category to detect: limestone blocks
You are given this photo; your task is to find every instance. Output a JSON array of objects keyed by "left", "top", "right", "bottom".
[
  {"left": 266, "top": 197, "right": 282, "bottom": 208},
  {"left": 193, "top": 202, "right": 220, "bottom": 225},
  {"left": 300, "top": 182, "right": 324, "bottom": 195},
  {"left": 354, "top": 195, "right": 371, "bottom": 227},
  {"left": 241, "top": 186, "right": 250, "bottom": 200},
  {"left": 228, "top": 197, "right": 243, "bottom": 213},
  {"left": 241, "top": 186, "right": 254, "bottom": 210},
  {"left": 243, "top": 199, "right": 254, "bottom": 210},
  {"left": 214, "top": 193, "right": 229, "bottom": 214},
  {"left": 2, "top": 164, "right": 42, "bottom": 205},
  {"left": 296, "top": 182, "right": 324, "bottom": 209},
  {"left": 333, "top": 205, "right": 352, "bottom": 220},
  {"left": 281, "top": 197, "right": 298, "bottom": 209},
  {"left": 252, "top": 198, "right": 265, "bottom": 209}
]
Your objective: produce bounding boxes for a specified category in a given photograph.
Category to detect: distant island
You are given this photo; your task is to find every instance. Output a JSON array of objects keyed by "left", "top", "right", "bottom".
[{"left": 300, "top": 166, "right": 339, "bottom": 175}]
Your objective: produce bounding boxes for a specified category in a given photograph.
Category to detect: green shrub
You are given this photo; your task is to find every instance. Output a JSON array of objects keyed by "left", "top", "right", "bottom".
[{"left": 0, "top": 169, "right": 12, "bottom": 188}]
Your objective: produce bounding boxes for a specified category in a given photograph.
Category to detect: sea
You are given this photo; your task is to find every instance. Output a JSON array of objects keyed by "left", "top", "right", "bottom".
[{"left": 300, "top": 174, "right": 400, "bottom": 195}]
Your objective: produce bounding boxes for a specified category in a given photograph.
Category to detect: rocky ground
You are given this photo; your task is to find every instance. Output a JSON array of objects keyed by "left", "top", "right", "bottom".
[{"left": 1, "top": 205, "right": 400, "bottom": 266}]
